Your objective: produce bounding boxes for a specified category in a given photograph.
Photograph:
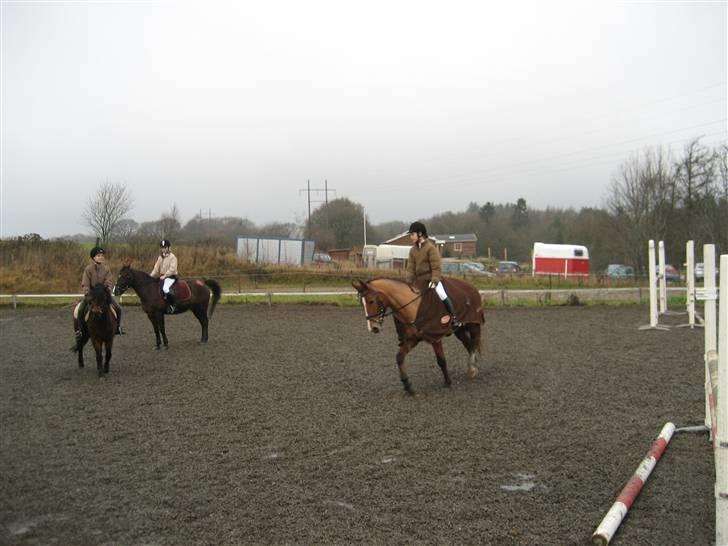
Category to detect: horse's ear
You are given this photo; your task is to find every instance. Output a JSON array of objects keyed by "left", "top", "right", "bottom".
[
  {"left": 123, "top": 258, "right": 132, "bottom": 267},
  {"left": 352, "top": 279, "right": 366, "bottom": 292}
]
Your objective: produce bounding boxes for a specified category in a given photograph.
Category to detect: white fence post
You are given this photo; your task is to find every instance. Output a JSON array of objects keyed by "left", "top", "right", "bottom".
[
  {"left": 716, "top": 254, "right": 728, "bottom": 545},
  {"left": 640, "top": 240, "right": 669, "bottom": 331},
  {"left": 703, "top": 246, "right": 718, "bottom": 431},
  {"left": 658, "top": 240, "right": 667, "bottom": 314},
  {"left": 686, "top": 240, "right": 696, "bottom": 327}
]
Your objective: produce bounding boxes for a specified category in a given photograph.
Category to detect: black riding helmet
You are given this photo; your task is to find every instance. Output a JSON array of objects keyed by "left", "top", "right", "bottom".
[
  {"left": 408, "top": 221, "right": 427, "bottom": 237},
  {"left": 90, "top": 247, "right": 105, "bottom": 259},
  {"left": 160, "top": 239, "right": 171, "bottom": 248}
]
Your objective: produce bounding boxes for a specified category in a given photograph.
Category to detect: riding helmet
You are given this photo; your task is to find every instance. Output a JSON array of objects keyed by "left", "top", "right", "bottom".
[
  {"left": 408, "top": 221, "right": 427, "bottom": 237},
  {"left": 90, "top": 246, "right": 105, "bottom": 258},
  {"left": 160, "top": 239, "right": 171, "bottom": 248}
]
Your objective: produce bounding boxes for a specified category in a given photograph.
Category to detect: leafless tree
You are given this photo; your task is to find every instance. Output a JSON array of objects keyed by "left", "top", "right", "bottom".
[
  {"left": 607, "top": 146, "right": 675, "bottom": 271},
  {"left": 82, "top": 182, "right": 134, "bottom": 244},
  {"left": 159, "top": 203, "right": 182, "bottom": 241},
  {"left": 674, "top": 137, "right": 715, "bottom": 240}
]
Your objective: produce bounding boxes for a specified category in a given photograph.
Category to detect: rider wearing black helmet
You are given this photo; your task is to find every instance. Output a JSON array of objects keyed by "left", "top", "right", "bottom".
[
  {"left": 405, "top": 221, "right": 461, "bottom": 329},
  {"left": 150, "top": 239, "right": 179, "bottom": 313},
  {"left": 74, "top": 246, "right": 124, "bottom": 340}
]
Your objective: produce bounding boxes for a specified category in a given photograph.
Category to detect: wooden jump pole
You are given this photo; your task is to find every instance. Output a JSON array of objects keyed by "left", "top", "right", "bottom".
[{"left": 591, "top": 422, "right": 676, "bottom": 546}]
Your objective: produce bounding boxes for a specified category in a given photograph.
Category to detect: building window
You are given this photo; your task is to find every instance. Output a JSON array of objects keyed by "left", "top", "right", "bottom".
[{"left": 454, "top": 243, "right": 462, "bottom": 252}]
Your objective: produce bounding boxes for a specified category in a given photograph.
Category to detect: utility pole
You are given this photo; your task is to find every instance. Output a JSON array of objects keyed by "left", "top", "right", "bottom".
[{"left": 299, "top": 180, "right": 336, "bottom": 237}]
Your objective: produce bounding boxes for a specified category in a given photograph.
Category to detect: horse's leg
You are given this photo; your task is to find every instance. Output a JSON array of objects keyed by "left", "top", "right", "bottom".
[
  {"left": 396, "top": 341, "right": 418, "bottom": 395},
  {"left": 77, "top": 334, "right": 89, "bottom": 368},
  {"left": 149, "top": 312, "right": 162, "bottom": 350},
  {"left": 93, "top": 339, "right": 103, "bottom": 377},
  {"left": 159, "top": 314, "right": 169, "bottom": 349},
  {"left": 455, "top": 324, "right": 480, "bottom": 379},
  {"left": 104, "top": 340, "right": 112, "bottom": 374},
  {"left": 192, "top": 305, "right": 209, "bottom": 343},
  {"left": 431, "top": 340, "right": 452, "bottom": 388}
]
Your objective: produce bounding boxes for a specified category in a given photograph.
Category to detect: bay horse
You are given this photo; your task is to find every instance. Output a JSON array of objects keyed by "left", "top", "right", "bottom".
[
  {"left": 113, "top": 264, "right": 221, "bottom": 350},
  {"left": 352, "top": 277, "right": 484, "bottom": 395},
  {"left": 72, "top": 284, "right": 117, "bottom": 376}
]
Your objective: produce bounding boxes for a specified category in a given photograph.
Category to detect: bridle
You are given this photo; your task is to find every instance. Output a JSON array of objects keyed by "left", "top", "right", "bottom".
[{"left": 360, "top": 287, "right": 425, "bottom": 324}]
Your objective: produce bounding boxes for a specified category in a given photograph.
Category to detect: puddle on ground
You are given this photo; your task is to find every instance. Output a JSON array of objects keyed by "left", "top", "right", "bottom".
[{"left": 500, "top": 472, "right": 537, "bottom": 492}]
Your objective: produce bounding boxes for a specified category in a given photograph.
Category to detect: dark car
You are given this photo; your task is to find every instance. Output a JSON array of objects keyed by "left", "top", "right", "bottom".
[{"left": 496, "top": 261, "right": 521, "bottom": 275}]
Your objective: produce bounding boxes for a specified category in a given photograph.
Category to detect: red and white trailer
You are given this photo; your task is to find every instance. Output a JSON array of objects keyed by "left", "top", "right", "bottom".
[{"left": 532, "top": 242, "right": 590, "bottom": 277}]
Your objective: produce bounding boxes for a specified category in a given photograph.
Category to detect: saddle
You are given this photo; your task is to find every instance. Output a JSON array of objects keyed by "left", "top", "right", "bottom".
[
  {"left": 413, "top": 278, "right": 483, "bottom": 340},
  {"left": 161, "top": 280, "right": 192, "bottom": 304}
]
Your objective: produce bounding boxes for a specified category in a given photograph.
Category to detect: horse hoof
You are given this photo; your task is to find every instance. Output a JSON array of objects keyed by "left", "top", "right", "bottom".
[
  {"left": 154, "top": 346, "right": 160, "bottom": 351},
  {"left": 162, "top": 345, "right": 169, "bottom": 351},
  {"left": 467, "top": 367, "right": 479, "bottom": 379}
]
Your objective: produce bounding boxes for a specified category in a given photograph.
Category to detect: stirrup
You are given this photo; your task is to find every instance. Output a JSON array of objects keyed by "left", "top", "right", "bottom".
[
  {"left": 451, "top": 317, "right": 462, "bottom": 329},
  {"left": 74, "top": 330, "right": 83, "bottom": 339},
  {"left": 166, "top": 305, "right": 176, "bottom": 314}
]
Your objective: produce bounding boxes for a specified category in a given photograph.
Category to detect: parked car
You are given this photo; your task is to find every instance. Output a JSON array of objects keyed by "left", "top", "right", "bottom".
[
  {"left": 663, "top": 264, "right": 682, "bottom": 283},
  {"left": 695, "top": 262, "right": 704, "bottom": 280},
  {"left": 312, "top": 252, "right": 335, "bottom": 266},
  {"left": 606, "top": 264, "right": 635, "bottom": 279},
  {"left": 496, "top": 261, "right": 521, "bottom": 275},
  {"left": 441, "top": 261, "right": 495, "bottom": 277}
]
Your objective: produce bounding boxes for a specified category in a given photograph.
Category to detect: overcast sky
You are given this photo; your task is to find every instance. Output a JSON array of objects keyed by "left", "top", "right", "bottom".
[{"left": 1, "top": 0, "right": 726, "bottom": 238}]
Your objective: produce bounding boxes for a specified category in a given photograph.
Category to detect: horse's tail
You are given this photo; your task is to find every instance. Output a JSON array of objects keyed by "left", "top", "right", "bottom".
[{"left": 205, "top": 279, "right": 222, "bottom": 318}]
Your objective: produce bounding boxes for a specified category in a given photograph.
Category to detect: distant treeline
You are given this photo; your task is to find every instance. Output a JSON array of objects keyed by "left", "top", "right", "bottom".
[{"left": 9, "top": 138, "right": 726, "bottom": 273}]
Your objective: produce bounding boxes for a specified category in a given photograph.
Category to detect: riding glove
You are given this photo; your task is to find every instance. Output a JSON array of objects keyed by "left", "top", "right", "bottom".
[{"left": 428, "top": 281, "right": 437, "bottom": 289}]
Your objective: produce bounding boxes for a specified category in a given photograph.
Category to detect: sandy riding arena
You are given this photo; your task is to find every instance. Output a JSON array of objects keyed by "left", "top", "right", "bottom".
[{"left": 0, "top": 304, "right": 714, "bottom": 545}]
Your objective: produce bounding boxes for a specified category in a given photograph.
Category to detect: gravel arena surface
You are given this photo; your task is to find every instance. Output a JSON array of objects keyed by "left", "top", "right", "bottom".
[{"left": 0, "top": 304, "right": 715, "bottom": 545}]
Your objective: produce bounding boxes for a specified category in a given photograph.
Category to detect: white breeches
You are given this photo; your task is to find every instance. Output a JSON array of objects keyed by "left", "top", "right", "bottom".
[
  {"left": 162, "top": 278, "right": 175, "bottom": 294},
  {"left": 433, "top": 281, "right": 448, "bottom": 301}
]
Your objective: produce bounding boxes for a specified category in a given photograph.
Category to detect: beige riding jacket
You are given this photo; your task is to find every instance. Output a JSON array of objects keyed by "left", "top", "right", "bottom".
[
  {"left": 150, "top": 253, "right": 179, "bottom": 279},
  {"left": 406, "top": 238, "right": 442, "bottom": 288}
]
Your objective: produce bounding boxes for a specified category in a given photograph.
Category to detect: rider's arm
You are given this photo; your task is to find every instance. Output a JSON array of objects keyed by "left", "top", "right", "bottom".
[
  {"left": 428, "top": 244, "right": 442, "bottom": 284},
  {"left": 81, "top": 265, "right": 92, "bottom": 294},
  {"left": 150, "top": 257, "right": 162, "bottom": 278},
  {"left": 165, "top": 254, "right": 178, "bottom": 277},
  {"left": 406, "top": 247, "right": 416, "bottom": 283},
  {"left": 102, "top": 266, "right": 113, "bottom": 291}
]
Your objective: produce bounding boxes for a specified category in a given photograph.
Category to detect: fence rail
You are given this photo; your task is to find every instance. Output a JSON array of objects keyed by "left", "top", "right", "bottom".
[{"left": 0, "top": 287, "right": 688, "bottom": 309}]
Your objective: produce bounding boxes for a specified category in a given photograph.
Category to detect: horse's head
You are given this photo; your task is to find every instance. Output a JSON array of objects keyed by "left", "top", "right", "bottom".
[
  {"left": 114, "top": 264, "right": 134, "bottom": 297},
  {"left": 89, "top": 284, "right": 110, "bottom": 317},
  {"left": 352, "top": 279, "right": 388, "bottom": 333}
]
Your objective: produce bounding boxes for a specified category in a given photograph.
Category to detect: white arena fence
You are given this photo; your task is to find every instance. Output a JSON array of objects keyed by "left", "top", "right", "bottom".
[{"left": 0, "top": 286, "right": 688, "bottom": 310}]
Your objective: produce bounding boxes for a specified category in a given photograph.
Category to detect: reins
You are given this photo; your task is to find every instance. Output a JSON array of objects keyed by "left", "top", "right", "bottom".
[{"left": 365, "top": 288, "right": 425, "bottom": 322}]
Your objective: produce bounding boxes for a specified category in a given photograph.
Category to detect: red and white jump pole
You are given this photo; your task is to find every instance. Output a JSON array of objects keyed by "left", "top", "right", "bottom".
[{"left": 591, "top": 422, "right": 676, "bottom": 546}]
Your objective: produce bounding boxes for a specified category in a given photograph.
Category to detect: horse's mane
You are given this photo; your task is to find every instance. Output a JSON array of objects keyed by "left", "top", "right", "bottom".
[
  {"left": 367, "top": 277, "right": 418, "bottom": 294},
  {"left": 90, "top": 283, "right": 110, "bottom": 304},
  {"left": 123, "top": 266, "right": 156, "bottom": 284}
]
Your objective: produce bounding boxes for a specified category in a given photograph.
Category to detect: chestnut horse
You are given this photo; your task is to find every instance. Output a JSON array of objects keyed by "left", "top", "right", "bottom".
[
  {"left": 352, "top": 277, "right": 484, "bottom": 395},
  {"left": 113, "top": 265, "right": 221, "bottom": 350},
  {"left": 72, "top": 284, "right": 117, "bottom": 376}
]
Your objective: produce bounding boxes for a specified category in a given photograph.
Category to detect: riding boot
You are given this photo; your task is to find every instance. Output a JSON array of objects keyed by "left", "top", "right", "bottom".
[
  {"left": 73, "top": 317, "right": 82, "bottom": 340},
  {"left": 443, "top": 297, "right": 462, "bottom": 329},
  {"left": 165, "top": 292, "right": 176, "bottom": 314},
  {"left": 75, "top": 299, "right": 87, "bottom": 339},
  {"left": 112, "top": 301, "right": 125, "bottom": 335}
]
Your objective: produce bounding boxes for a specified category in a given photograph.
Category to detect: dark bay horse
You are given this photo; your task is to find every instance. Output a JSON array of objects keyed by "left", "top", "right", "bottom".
[
  {"left": 352, "top": 277, "right": 485, "bottom": 395},
  {"left": 113, "top": 265, "right": 221, "bottom": 350},
  {"left": 72, "top": 284, "right": 117, "bottom": 376}
]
